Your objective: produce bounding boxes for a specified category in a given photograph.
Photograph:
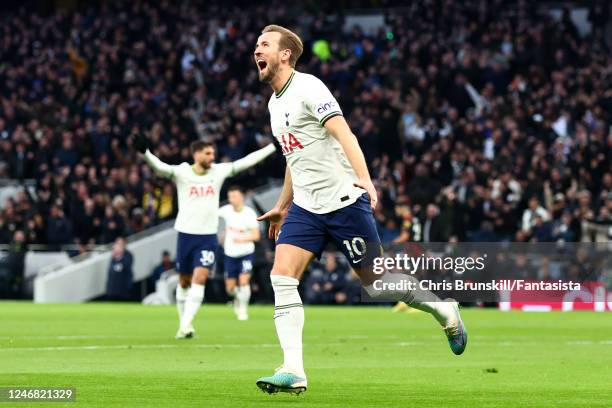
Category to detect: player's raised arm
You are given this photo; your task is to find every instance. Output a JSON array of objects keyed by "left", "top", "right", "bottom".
[
  {"left": 143, "top": 150, "right": 175, "bottom": 179},
  {"left": 132, "top": 134, "right": 174, "bottom": 179},
  {"left": 324, "top": 116, "right": 378, "bottom": 210},
  {"left": 230, "top": 143, "right": 276, "bottom": 175}
]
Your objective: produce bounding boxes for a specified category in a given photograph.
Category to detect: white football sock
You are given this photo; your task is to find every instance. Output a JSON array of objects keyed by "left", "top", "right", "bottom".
[
  {"left": 180, "top": 283, "right": 204, "bottom": 330},
  {"left": 408, "top": 298, "right": 455, "bottom": 327},
  {"left": 271, "top": 275, "right": 305, "bottom": 377},
  {"left": 175, "top": 285, "right": 189, "bottom": 320},
  {"left": 237, "top": 284, "right": 251, "bottom": 313},
  {"left": 364, "top": 273, "right": 453, "bottom": 326}
]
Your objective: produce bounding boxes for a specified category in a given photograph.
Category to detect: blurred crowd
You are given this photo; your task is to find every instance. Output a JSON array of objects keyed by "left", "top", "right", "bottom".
[
  {"left": 302, "top": 252, "right": 362, "bottom": 305},
  {"left": 360, "top": 1, "right": 612, "bottom": 245},
  {"left": 0, "top": 1, "right": 282, "bottom": 250},
  {"left": 0, "top": 0, "right": 610, "bottom": 253}
]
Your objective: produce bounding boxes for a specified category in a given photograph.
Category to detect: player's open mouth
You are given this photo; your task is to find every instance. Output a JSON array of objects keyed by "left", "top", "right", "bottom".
[{"left": 257, "top": 59, "right": 267, "bottom": 71}]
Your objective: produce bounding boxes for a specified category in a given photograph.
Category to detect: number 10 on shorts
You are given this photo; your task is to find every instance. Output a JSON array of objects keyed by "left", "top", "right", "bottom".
[{"left": 342, "top": 237, "right": 366, "bottom": 263}]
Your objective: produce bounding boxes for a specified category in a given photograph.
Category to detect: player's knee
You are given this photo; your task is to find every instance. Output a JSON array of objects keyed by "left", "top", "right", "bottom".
[
  {"left": 191, "top": 267, "right": 208, "bottom": 285},
  {"left": 270, "top": 265, "right": 299, "bottom": 278},
  {"left": 178, "top": 274, "right": 191, "bottom": 288},
  {"left": 192, "top": 276, "right": 206, "bottom": 285},
  {"left": 238, "top": 274, "right": 251, "bottom": 286},
  {"left": 225, "top": 284, "right": 236, "bottom": 296}
]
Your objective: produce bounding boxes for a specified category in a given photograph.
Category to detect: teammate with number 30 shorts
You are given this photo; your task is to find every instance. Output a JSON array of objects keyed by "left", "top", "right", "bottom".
[
  {"left": 175, "top": 233, "right": 217, "bottom": 278},
  {"left": 135, "top": 136, "right": 275, "bottom": 340}
]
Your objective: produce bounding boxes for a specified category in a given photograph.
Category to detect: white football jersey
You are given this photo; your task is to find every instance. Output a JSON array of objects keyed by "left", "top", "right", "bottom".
[
  {"left": 143, "top": 143, "right": 275, "bottom": 235},
  {"left": 170, "top": 163, "right": 233, "bottom": 234},
  {"left": 219, "top": 204, "right": 259, "bottom": 257},
  {"left": 268, "top": 70, "right": 363, "bottom": 214}
]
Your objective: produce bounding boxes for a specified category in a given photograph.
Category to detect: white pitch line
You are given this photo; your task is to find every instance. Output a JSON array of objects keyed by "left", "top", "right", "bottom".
[
  {"left": 0, "top": 341, "right": 411, "bottom": 353},
  {"left": 0, "top": 334, "right": 402, "bottom": 342},
  {"left": 0, "top": 335, "right": 137, "bottom": 341},
  {"left": 1, "top": 340, "right": 610, "bottom": 353},
  {"left": 0, "top": 343, "right": 279, "bottom": 352},
  {"left": 1, "top": 341, "right": 376, "bottom": 353}
]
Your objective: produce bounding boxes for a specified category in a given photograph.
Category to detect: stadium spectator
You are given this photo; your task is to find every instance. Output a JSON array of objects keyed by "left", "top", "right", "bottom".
[
  {"left": 106, "top": 237, "right": 134, "bottom": 301},
  {"left": 521, "top": 197, "right": 551, "bottom": 234},
  {"left": 147, "top": 250, "right": 174, "bottom": 294},
  {"left": 531, "top": 215, "right": 555, "bottom": 242},
  {"left": 100, "top": 205, "right": 125, "bottom": 244},
  {"left": 0, "top": 230, "right": 27, "bottom": 299},
  {"left": 46, "top": 205, "right": 73, "bottom": 250},
  {"left": 422, "top": 204, "right": 444, "bottom": 243},
  {"left": 378, "top": 217, "right": 400, "bottom": 244},
  {"left": 391, "top": 198, "right": 419, "bottom": 243}
]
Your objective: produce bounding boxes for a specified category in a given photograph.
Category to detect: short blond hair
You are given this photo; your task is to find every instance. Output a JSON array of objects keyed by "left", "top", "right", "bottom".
[{"left": 262, "top": 25, "right": 304, "bottom": 68}]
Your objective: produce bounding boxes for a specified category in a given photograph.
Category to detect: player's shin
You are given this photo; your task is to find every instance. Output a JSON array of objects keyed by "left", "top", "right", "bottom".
[
  {"left": 270, "top": 275, "right": 305, "bottom": 377},
  {"left": 400, "top": 277, "right": 454, "bottom": 326},
  {"left": 238, "top": 285, "right": 251, "bottom": 311},
  {"left": 175, "top": 285, "right": 189, "bottom": 319},
  {"left": 364, "top": 273, "right": 453, "bottom": 326},
  {"left": 180, "top": 283, "right": 205, "bottom": 330}
]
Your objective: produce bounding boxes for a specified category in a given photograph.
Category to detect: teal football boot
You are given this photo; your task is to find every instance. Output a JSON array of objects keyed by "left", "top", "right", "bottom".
[
  {"left": 256, "top": 367, "right": 307, "bottom": 394},
  {"left": 443, "top": 299, "right": 468, "bottom": 355}
]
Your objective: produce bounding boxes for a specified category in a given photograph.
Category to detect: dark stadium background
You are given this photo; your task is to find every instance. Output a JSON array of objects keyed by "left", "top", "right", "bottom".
[{"left": 0, "top": 0, "right": 610, "bottom": 303}]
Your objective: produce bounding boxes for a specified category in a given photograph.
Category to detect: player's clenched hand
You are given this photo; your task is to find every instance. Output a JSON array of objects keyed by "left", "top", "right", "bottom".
[
  {"left": 257, "top": 207, "right": 287, "bottom": 240},
  {"left": 132, "top": 133, "right": 149, "bottom": 154},
  {"left": 353, "top": 178, "right": 378, "bottom": 210}
]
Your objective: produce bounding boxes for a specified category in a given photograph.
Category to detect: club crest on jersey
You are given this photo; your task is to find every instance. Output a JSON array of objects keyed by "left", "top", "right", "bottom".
[
  {"left": 285, "top": 112, "right": 290, "bottom": 127},
  {"left": 189, "top": 185, "right": 215, "bottom": 197},
  {"left": 279, "top": 133, "right": 303, "bottom": 155}
]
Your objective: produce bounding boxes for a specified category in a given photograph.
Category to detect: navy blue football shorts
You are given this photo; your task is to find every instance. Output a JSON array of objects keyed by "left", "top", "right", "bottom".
[
  {"left": 224, "top": 253, "right": 255, "bottom": 279},
  {"left": 175, "top": 232, "right": 218, "bottom": 274},
  {"left": 276, "top": 194, "right": 382, "bottom": 269}
]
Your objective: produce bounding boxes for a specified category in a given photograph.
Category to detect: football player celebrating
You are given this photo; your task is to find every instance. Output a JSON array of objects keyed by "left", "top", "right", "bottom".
[
  {"left": 134, "top": 135, "right": 275, "bottom": 339},
  {"left": 253, "top": 25, "right": 467, "bottom": 394}
]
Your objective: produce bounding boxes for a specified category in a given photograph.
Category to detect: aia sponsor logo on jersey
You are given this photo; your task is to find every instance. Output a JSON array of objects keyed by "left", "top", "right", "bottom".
[
  {"left": 189, "top": 185, "right": 215, "bottom": 197},
  {"left": 279, "top": 133, "right": 303, "bottom": 155}
]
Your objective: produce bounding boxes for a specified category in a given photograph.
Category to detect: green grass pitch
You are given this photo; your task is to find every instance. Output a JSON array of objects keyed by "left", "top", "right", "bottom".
[{"left": 0, "top": 302, "right": 610, "bottom": 407}]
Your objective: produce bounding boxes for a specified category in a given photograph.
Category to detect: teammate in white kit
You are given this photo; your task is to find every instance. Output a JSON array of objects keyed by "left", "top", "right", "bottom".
[
  {"left": 133, "top": 135, "right": 275, "bottom": 338},
  {"left": 219, "top": 186, "right": 260, "bottom": 321},
  {"left": 253, "top": 25, "right": 468, "bottom": 394}
]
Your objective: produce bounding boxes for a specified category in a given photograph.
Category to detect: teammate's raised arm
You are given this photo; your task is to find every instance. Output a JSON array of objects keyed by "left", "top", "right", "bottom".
[
  {"left": 230, "top": 143, "right": 276, "bottom": 175},
  {"left": 133, "top": 134, "right": 175, "bottom": 179},
  {"left": 143, "top": 150, "right": 175, "bottom": 179},
  {"left": 324, "top": 116, "right": 378, "bottom": 210}
]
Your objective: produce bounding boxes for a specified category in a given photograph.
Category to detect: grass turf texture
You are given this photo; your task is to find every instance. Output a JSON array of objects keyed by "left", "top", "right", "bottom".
[{"left": 0, "top": 302, "right": 610, "bottom": 407}]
